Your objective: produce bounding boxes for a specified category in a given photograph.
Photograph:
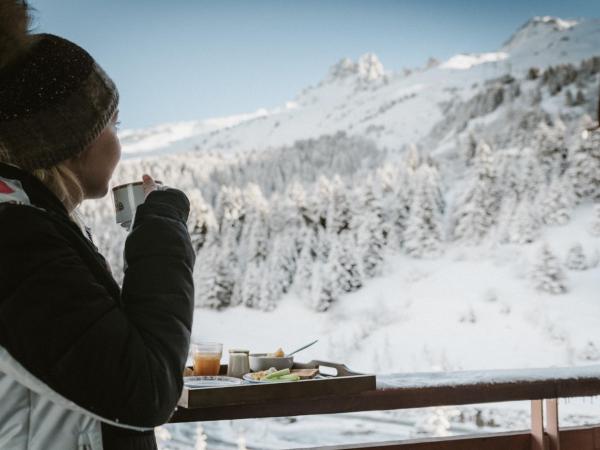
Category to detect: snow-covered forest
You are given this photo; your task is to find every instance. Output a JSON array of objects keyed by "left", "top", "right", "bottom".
[
  {"left": 77, "top": 16, "right": 600, "bottom": 449},
  {"left": 82, "top": 55, "right": 600, "bottom": 316}
]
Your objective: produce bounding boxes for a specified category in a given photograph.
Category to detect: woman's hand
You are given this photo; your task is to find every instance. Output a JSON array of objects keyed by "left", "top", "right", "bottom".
[{"left": 142, "top": 174, "right": 158, "bottom": 199}]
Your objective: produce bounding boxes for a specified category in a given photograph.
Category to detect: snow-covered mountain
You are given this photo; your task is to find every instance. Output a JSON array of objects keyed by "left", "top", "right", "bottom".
[
  {"left": 86, "top": 17, "right": 600, "bottom": 449},
  {"left": 119, "top": 16, "right": 600, "bottom": 161}
]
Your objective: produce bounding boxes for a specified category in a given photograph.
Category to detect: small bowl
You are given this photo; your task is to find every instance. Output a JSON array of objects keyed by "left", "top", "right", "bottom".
[{"left": 249, "top": 353, "right": 294, "bottom": 371}]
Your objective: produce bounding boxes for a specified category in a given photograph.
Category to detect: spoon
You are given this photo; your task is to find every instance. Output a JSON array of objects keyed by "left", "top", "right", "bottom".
[{"left": 286, "top": 339, "right": 319, "bottom": 357}]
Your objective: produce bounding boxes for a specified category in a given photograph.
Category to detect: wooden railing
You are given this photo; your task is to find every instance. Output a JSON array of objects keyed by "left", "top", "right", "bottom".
[{"left": 170, "top": 365, "right": 600, "bottom": 450}]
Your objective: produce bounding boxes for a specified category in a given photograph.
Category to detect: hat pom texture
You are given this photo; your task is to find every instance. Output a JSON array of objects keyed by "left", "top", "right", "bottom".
[{"left": 0, "top": 0, "right": 32, "bottom": 70}]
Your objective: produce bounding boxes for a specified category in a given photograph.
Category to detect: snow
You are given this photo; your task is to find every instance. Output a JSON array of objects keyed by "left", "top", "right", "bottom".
[
  {"left": 78, "top": 14, "right": 600, "bottom": 450},
  {"left": 440, "top": 52, "right": 509, "bottom": 70},
  {"left": 118, "top": 17, "right": 600, "bottom": 161},
  {"left": 378, "top": 365, "right": 600, "bottom": 389}
]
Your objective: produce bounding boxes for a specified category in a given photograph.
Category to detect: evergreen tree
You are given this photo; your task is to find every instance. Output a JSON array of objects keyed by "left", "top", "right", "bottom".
[
  {"left": 389, "top": 166, "right": 412, "bottom": 249},
  {"left": 269, "top": 234, "right": 297, "bottom": 296},
  {"left": 187, "top": 189, "right": 216, "bottom": 253},
  {"left": 539, "top": 175, "right": 574, "bottom": 226},
  {"left": 565, "top": 90, "right": 574, "bottom": 107},
  {"left": 531, "top": 244, "right": 568, "bottom": 294},
  {"left": 311, "top": 261, "right": 339, "bottom": 312},
  {"left": 315, "top": 225, "right": 331, "bottom": 263},
  {"left": 294, "top": 227, "right": 316, "bottom": 296},
  {"left": 496, "top": 150, "right": 521, "bottom": 198},
  {"left": 533, "top": 120, "right": 567, "bottom": 179},
  {"left": 258, "top": 257, "right": 281, "bottom": 312},
  {"left": 238, "top": 184, "right": 269, "bottom": 266},
  {"left": 404, "top": 165, "right": 444, "bottom": 257},
  {"left": 518, "top": 149, "right": 546, "bottom": 202},
  {"left": 494, "top": 193, "right": 518, "bottom": 243},
  {"left": 195, "top": 243, "right": 236, "bottom": 310},
  {"left": 316, "top": 176, "right": 333, "bottom": 228},
  {"left": 590, "top": 204, "right": 600, "bottom": 236},
  {"left": 567, "top": 129, "right": 600, "bottom": 202},
  {"left": 452, "top": 141, "right": 499, "bottom": 242},
  {"left": 357, "top": 210, "right": 386, "bottom": 277},
  {"left": 214, "top": 186, "right": 244, "bottom": 232},
  {"left": 327, "top": 175, "right": 353, "bottom": 234},
  {"left": 330, "top": 232, "right": 363, "bottom": 293},
  {"left": 506, "top": 198, "right": 540, "bottom": 244},
  {"left": 242, "top": 260, "right": 263, "bottom": 308},
  {"left": 565, "top": 243, "right": 587, "bottom": 271}
]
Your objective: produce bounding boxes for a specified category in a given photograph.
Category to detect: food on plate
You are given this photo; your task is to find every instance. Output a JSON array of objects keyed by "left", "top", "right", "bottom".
[
  {"left": 183, "top": 367, "right": 194, "bottom": 377},
  {"left": 249, "top": 367, "right": 300, "bottom": 382},
  {"left": 248, "top": 367, "right": 319, "bottom": 382},
  {"left": 267, "top": 347, "right": 285, "bottom": 357},
  {"left": 291, "top": 368, "right": 319, "bottom": 379}
]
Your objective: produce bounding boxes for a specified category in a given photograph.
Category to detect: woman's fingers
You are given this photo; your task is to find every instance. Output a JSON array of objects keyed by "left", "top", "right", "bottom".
[{"left": 142, "top": 174, "right": 158, "bottom": 197}]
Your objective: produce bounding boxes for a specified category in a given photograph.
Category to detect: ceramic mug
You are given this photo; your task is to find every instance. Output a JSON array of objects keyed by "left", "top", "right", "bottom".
[{"left": 112, "top": 180, "right": 163, "bottom": 230}]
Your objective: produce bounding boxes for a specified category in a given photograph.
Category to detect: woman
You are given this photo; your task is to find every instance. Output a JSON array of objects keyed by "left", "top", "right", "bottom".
[{"left": 0, "top": 1, "right": 195, "bottom": 449}]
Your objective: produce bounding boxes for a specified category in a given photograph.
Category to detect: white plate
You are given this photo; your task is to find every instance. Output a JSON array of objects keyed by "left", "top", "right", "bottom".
[
  {"left": 242, "top": 373, "right": 323, "bottom": 383},
  {"left": 242, "top": 373, "right": 293, "bottom": 383},
  {"left": 184, "top": 376, "right": 244, "bottom": 389}
]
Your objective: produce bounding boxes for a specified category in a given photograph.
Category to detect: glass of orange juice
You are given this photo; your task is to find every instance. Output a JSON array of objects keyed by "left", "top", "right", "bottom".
[{"left": 191, "top": 342, "right": 223, "bottom": 376}]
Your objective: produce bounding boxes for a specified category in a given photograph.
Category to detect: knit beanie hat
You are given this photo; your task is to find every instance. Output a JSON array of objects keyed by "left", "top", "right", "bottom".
[{"left": 0, "top": 1, "right": 119, "bottom": 170}]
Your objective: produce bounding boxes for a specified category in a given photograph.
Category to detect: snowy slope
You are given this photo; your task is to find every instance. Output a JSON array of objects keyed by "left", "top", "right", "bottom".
[
  {"left": 89, "top": 16, "right": 600, "bottom": 450},
  {"left": 120, "top": 16, "right": 600, "bottom": 161}
]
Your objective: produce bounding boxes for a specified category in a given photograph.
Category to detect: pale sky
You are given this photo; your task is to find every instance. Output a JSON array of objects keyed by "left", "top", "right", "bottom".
[{"left": 29, "top": 0, "right": 600, "bottom": 129}]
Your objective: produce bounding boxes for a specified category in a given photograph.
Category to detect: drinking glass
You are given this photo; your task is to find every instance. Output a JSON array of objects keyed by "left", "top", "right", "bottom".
[{"left": 190, "top": 342, "right": 223, "bottom": 376}]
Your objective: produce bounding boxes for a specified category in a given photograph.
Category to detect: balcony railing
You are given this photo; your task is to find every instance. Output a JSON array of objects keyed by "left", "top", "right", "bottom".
[{"left": 170, "top": 365, "right": 600, "bottom": 450}]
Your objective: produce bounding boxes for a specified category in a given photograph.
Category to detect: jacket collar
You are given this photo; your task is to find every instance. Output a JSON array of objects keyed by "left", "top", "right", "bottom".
[{"left": 0, "top": 162, "right": 69, "bottom": 217}]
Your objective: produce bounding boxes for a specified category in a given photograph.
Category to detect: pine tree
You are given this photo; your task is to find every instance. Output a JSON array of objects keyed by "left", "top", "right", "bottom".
[
  {"left": 452, "top": 141, "right": 500, "bottom": 242},
  {"left": 389, "top": 166, "right": 412, "bottom": 249},
  {"left": 311, "top": 261, "right": 339, "bottom": 312},
  {"left": 187, "top": 189, "right": 216, "bottom": 253},
  {"left": 565, "top": 243, "right": 587, "bottom": 271},
  {"left": 316, "top": 176, "right": 333, "bottom": 228},
  {"left": 294, "top": 227, "right": 316, "bottom": 296},
  {"left": 534, "top": 120, "right": 567, "bottom": 179},
  {"left": 567, "top": 129, "right": 600, "bottom": 202},
  {"left": 195, "top": 243, "right": 236, "bottom": 310},
  {"left": 194, "top": 246, "right": 218, "bottom": 309},
  {"left": 539, "top": 176, "right": 574, "bottom": 226},
  {"left": 531, "top": 244, "right": 568, "bottom": 294},
  {"left": 242, "top": 260, "right": 263, "bottom": 308},
  {"left": 590, "top": 204, "right": 600, "bottom": 236},
  {"left": 327, "top": 175, "right": 353, "bottom": 234},
  {"left": 518, "top": 150, "right": 546, "bottom": 202},
  {"left": 494, "top": 193, "right": 518, "bottom": 243},
  {"left": 506, "top": 198, "right": 540, "bottom": 244},
  {"left": 239, "top": 184, "right": 269, "bottom": 266},
  {"left": 565, "top": 90, "right": 574, "bottom": 106},
  {"left": 329, "top": 232, "right": 363, "bottom": 293},
  {"left": 357, "top": 210, "right": 386, "bottom": 277},
  {"left": 215, "top": 186, "right": 244, "bottom": 232},
  {"left": 315, "top": 226, "right": 331, "bottom": 263},
  {"left": 268, "top": 233, "right": 297, "bottom": 296},
  {"left": 258, "top": 257, "right": 280, "bottom": 312},
  {"left": 404, "top": 165, "right": 444, "bottom": 257},
  {"left": 496, "top": 150, "right": 521, "bottom": 198}
]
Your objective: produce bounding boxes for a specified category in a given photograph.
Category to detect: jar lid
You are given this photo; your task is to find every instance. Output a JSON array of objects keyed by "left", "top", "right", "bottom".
[{"left": 228, "top": 348, "right": 250, "bottom": 354}]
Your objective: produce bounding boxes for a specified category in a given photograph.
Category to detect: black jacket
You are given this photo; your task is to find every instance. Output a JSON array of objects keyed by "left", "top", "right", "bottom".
[{"left": 0, "top": 163, "right": 195, "bottom": 449}]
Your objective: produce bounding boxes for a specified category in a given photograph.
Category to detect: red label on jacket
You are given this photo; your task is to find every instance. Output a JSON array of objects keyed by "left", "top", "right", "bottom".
[{"left": 0, "top": 180, "right": 14, "bottom": 194}]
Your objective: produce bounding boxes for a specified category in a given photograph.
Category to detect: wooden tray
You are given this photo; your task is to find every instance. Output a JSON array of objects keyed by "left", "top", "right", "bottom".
[{"left": 178, "top": 360, "right": 376, "bottom": 409}]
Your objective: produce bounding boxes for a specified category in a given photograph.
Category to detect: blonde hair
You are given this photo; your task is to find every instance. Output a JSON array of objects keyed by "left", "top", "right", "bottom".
[
  {"left": 31, "top": 163, "right": 84, "bottom": 211},
  {"left": 0, "top": 144, "right": 86, "bottom": 229},
  {"left": 31, "top": 163, "right": 86, "bottom": 229}
]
